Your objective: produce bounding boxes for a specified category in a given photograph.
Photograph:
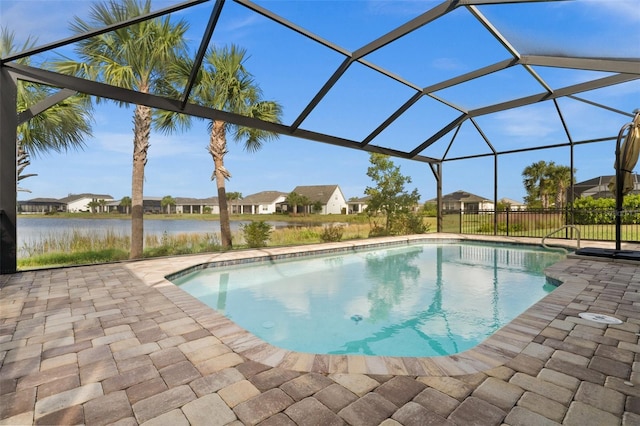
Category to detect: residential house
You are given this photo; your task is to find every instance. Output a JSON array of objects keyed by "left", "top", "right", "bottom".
[
  {"left": 175, "top": 197, "right": 219, "bottom": 215},
  {"left": 59, "top": 193, "right": 114, "bottom": 213},
  {"left": 573, "top": 174, "right": 640, "bottom": 200},
  {"left": 499, "top": 198, "right": 527, "bottom": 211},
  {"left": 120, "top": 197, "right": 176, "bottom": 214},
  {"left": 348, "top": 196, "right": 370, "bottom": 214},
  {"left": 287, "top": 185, "right": 348, "bottom": 215},
  {"left": 105, "top": 200, "right": 121, "bottom": 213},
  {"left": 103, "top": 197, "right": 219, "bottom": 214},
  {"left": 430, "top": 190, "right": 494, "bottom": 213},
  {"left": 17, "top": 198, "right": 66, "bottom": 214},
  {"left": 234, "top": 191, "right": 287, "bottom": 214}
]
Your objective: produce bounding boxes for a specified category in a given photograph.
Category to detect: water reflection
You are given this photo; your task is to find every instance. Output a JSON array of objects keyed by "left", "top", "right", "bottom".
[
  {"left": 217, "top": 273, "right": 229, "bottom": 314},
  {"left": 363, "top": 247, "right": 422, "bottom": 322},
  {"left": 328, "top": 244, "right": 562, "bottom": 356}
]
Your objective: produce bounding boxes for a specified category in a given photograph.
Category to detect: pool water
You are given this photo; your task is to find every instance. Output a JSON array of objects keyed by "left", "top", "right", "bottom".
[{"left": 172, "top": 242, "right": 564, "bottom": 357}]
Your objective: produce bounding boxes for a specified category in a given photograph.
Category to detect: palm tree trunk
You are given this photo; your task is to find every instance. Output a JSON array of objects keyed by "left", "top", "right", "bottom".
[
  {"left": 210, "top": 120, "right": 232, "bottom": 249},
  {"left": 130, "top": 104, "right": 151, "bottom": 259}
]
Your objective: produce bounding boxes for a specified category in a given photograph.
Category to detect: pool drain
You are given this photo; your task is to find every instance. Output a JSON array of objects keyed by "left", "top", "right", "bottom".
[
  {"left": 578, "top": 312, "right": 623, "bottom": 324},
  {"left": 262, "top": 321, "right": 275, "bottom": 329}
]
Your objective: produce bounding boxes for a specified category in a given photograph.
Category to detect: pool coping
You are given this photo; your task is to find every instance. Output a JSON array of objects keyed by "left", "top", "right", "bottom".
[{"left": 127, "top": 233, "right": 592, "bottom": 376}]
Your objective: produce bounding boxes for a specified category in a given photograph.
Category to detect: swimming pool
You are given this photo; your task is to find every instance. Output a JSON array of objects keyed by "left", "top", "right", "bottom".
[{"left": 171, "top": 241, "right": 564, "bottom": 357}]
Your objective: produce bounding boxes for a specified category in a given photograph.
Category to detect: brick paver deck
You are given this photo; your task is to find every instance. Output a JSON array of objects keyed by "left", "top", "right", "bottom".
[{"left": 1, "top": 234, "right": 639, "bottom": 425}]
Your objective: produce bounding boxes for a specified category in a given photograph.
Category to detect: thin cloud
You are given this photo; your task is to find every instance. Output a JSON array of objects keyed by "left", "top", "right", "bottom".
[
  {"left": 431, "top": 57, "right": 461, "bottom": 71},
  {"left": 93, "top": 131, "right": 201, "bottom": 158},
  {"left": 492, "top": 107, "right": 559, "bottom": 139},
  {"left": 586, "top": 0, "right": 640, "bottom": 22},
  {"left": 211, "top": 13, "right": 264, "bottom": 45},
  {"left": 221, "top": 14, "right": 262, "bottom": 33}
]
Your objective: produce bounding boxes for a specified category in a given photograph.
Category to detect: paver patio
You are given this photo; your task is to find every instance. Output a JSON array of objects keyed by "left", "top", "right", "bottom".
[{"left": 1, "top": 234, "right": 639, "bottom": 425}]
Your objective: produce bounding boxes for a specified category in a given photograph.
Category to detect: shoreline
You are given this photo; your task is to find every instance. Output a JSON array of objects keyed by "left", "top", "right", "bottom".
[{"left": 16, "top": 212, "right": 370, "bottom": 224}]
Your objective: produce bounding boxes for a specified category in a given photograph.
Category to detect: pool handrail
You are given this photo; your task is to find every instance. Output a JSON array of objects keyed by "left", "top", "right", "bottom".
[{"left": 542, "top": 225, "right": 581, "bottom": 253}]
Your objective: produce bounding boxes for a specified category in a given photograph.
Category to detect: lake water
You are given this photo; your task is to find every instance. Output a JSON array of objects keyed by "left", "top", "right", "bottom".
[{"left": 16, "top": 217, "right": 303, "bottom": 257}]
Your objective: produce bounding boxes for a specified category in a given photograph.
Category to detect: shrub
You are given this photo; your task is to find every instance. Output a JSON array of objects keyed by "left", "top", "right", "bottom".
[
  {"left": 477, "top": 221, "right": 527, "bottom": 233},
  {"left": 402, "top": 213, "right": 430, "bottom": 234},
  {"left": 572, "top": 197, "right": 615, "bottom": 224},
  {"left": 422, "top": 202, "right": 437, "bottom": 217},
  {"left": 241, "top": 221, "right": 272, "bottom": 248},
  {"left": 320, "top": 224, "right": 344, "bottom": 242},
  {"left": 368, "top": 225, "right": 389, "bottom": 238}
]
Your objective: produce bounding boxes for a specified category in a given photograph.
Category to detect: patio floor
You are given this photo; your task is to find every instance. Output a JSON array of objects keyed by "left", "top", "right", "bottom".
[{"left": 1, "top": 234, "right": 639, "bottom": 425}]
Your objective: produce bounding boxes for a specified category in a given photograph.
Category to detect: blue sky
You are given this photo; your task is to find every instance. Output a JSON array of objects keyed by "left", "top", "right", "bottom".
[{"left": 2, "top": 0, "right": 639, "bottom": 203}]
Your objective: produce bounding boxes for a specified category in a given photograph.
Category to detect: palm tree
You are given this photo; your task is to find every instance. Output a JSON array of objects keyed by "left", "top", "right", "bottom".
[
  {"left": 299, "top": 195, "right": 311, "bottom": 216},
  {"left": 522, "top": 160, "right": 553, "bottom": 208},
  {"left": 161, "top": 195, "right": 176, "bottom": 214},
  {"left": 523, "top": 161, "right": 574, "bottom": 209},
  {"left": 184, "top": 45, "right": 283, "bottom": 248},
  {"left": 550, "top": 165, "right": 574, "bottom": 209},
  {"left": 119, "top": 196, "right": 132, "bottom": 214},
  {"left": 286, "top": 192, "right": 304, "bottom": 216},
  {"left": 16, "top": 146, "right": 36, "bottom": 193},
  {"left": 226, "top": 191, "right": 242, "bottom": 215},
  {"left": 98, "top": 198, "right": 108, "bottom": 213},
  {"left": 54, "top": 0, "right": 189, "bottom": 259},
  {"left": 87, "top": 200, "right": 99, "bottom": 213},
  {"left": 1, "top": 29, "right": 93, "bottom": 191}
]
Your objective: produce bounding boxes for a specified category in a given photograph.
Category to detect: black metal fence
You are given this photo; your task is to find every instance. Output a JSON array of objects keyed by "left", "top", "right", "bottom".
[{"left": 442, "top": 208, "right": 640, "bottom": 242}]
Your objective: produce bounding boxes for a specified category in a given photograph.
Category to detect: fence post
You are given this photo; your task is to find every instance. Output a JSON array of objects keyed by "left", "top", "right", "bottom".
[
  {"left": 459, "top": 210, "right": 462, "bottom": 234},
  {"left": 506, "top": 207, "right": 510, "bottom": 236}
]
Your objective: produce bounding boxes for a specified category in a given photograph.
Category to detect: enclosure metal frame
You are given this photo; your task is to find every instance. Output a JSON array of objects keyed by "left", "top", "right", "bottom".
[{"left": 1, "top": 0, "right": 639, "bottom": 273}]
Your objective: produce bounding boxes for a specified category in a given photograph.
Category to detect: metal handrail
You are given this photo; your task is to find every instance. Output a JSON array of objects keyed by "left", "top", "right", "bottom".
[{"left": 542, "top": 225, "right": 581, "bottom": 252}]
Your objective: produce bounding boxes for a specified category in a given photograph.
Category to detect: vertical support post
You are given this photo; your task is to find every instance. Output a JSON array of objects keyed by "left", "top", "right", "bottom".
[
  {"left": 569, "top": 142, "right": 575, "bottom": 233},
  {"left": 429, "top": 162, "right": 442, "bottom": 233},
  {"left": 1, "top": 68, "right": 18, "bottom": 274},
  {"left": 436, "top": 162, "right": 442, "bottom": 233},
  {"left": 494, "top": 153, "right": 498, "bottom": 236},
  {"left": 614, "top": 111, "right": 640, "bottom": 251},
  {"left": 615, "top": 130, "right": 624, "bottom": 251},
  {"left": 506, "top": 207, "right": 510, "bottom": 237}
]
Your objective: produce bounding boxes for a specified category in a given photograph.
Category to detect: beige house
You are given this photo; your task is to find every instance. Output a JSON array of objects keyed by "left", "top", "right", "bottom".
[
  {"left": 431, "top": 190, "right": 494, "bottom": 213},
  {"left": 499, "top": 197, "right": 527, "bottom": 211},
  {"left": 59, "top": 193, "right": 114, "bottom": 213},
  {"left": 348, "top": 196, "right": 370, "bottom": 214},
  {"left": 175, "top": 197, "right": 219, "bottom": 215},
  {"left": 234, "top": 191, "right": 287, "bottom": 214}
]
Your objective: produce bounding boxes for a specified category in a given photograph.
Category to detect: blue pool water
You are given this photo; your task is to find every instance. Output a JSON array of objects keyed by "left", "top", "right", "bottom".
[{"left": 171, "top": 242, "right": 564, "bottom": 357}]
